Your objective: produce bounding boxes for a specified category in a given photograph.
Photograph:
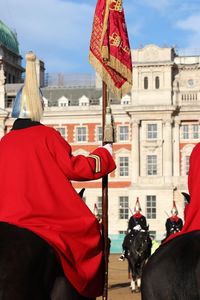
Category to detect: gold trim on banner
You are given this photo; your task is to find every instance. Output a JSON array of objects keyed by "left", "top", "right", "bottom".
[
  {"left": 100, "top": 0, "right": 112, "bottom": 60},
  {"left": 89, "top": 51, "right": 132, "bottom": 98}
]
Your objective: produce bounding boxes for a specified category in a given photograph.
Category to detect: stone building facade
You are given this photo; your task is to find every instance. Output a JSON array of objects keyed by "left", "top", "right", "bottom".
[{"left": 1, "top": 21, "right": 200, "bottom": 244}]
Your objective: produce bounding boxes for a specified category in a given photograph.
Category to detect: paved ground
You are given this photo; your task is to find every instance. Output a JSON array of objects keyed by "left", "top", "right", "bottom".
[{"left": 97, "top": 254, "right": 141, "bottom": 300}]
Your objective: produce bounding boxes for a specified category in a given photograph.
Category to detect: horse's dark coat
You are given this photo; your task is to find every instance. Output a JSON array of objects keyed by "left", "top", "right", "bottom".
[
  {"left": 141, "top": 230, "right": 200, "bottom": 300},
  {"left": 0, "top": 222, "right": 95, "bottom": 300},
  {"left": 127, "top": 229, "right": 152, "bottom": 280},
  {"left": 0, "top": 222, "right": 59, "bottom": 300}
]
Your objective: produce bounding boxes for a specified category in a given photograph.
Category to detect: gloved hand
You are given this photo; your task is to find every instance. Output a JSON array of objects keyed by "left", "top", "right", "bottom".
[
  {"left": 133, "top": 224, "right": 141, "bottom": 231},
  {"left": 102, "top": 143, "right": 113, "bottom": 155}
]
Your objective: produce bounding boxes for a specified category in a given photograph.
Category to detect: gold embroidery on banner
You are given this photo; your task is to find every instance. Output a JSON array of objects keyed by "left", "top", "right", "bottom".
[
  {"left": 109, "top": 33, "right": 131, "bottom": 54},
  {"left": 110, "top": 0, "right": 122, "bottom": 12},
  {"left": 109, "top": 33, "right": 121, "bottom": 47},
  {"left": 88, "top": 154, "right": 101, "bottom": 173}
]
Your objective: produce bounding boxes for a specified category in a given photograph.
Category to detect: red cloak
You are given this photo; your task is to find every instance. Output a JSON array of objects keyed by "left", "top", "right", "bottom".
[
  {"left": 0, "top": 124, "right": 116, "bottom": 297},
  {"left": 166, "top": 142, "right": 200, "bottom": 243}
]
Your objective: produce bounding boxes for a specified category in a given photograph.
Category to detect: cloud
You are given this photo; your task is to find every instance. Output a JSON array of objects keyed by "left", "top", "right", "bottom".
[
  {"left": 1, "top": 0, "right": 200, "bottom": 72},
  {"left": 176, "top": 14, "right": 200, "bottom": 50},
  {"left": 1, "top": 0, "right": 95, "bottom": 72}
]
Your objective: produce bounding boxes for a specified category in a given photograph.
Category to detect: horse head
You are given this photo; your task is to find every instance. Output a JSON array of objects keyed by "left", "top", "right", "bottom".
[
  {"left": 128, "top": 228, "right": 152, "bottom": 285},
  {"left": 132, "top": 229, "right": 152, "bottom": 258}
]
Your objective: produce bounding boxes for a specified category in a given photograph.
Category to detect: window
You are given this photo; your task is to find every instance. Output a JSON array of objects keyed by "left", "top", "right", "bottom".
[
  {"left": 119, "top": 196, "right": 129, "bottom": 219},
  {"left": 155, "top": 76, "right": 160, "bottom": 89},
  {"left": 56, "top": 127, "right": 66, "bottom": 139},
  {"left": 76, "top": 127, "right": 87, "bottom": 142},
  {"left": 119, "top": 157, "right": 129, "bottom": 176},
  {"left": 5, "top": 96, "right": 13, "bottom": 108},
  {"left": 97, "top": 126, "right": 102, "bottom": 142},
  {"left": 182, "top": 125, "right": 189, "bottom": 139},
  {"left": 97, "top": 196, "right": 102, "bottom": 217},
  {"left": 119, "top": 126, "right": 129, "bottom": 141},
  {"left": 147, "top": 155, "right": 157, "bottom": 175},
  {"left": 79, "top": 96, "right": 89, "bottom": 106},
  {"left": 146, "top": 195, "right": 156, "bottom": 219},
  {"left": 192, "top": 124, "right": 199, "bottom": 139},
  {"left": 144, "top": 77, "right": 148, "bottom": 89},
  {"left": 147, "top": 124, "right": 157, "bottom": 139},
  {"left": 185, "top": 155, "right": 190, "bottom": 175},
  {"left": 121, "top": 95, "right": 131, "bottom": 105}
]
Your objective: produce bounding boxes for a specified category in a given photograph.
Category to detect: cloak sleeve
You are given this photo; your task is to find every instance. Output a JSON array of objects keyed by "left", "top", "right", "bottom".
[{"left": 48, "top": 129, "right": 116, "bottom": 181}]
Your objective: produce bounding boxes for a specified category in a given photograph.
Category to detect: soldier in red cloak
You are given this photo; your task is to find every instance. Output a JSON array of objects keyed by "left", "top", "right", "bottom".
[{"left": 0, "top": 52, "right": 116, "bottom": 299}]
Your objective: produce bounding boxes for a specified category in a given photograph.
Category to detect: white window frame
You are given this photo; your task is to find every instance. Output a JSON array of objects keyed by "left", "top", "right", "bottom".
[
  {"left": 119, "top": 156, "right": 129, "bottom": 177},
  {"left": 146, "top": 195, "right": 156, "bottom": 219},
  {"left": 185, "top": 155, "right": 190, "bottom": 175},
  {"left": 76, "top": 126, "right": 87, "bottom": 142},
  {"left": 182, "top": 125, "right": 189, "bottom": 139},
  {"left": 119, "top": 196, "right": 129, "bottom": 220},
  {"left": 147, "top": 124, "right": 157, "bottom": 139},
  {"left": 97, "top": 196, "right": 102, "bottom": 217},
  {"left": 56, "top": 127, "right": 66, "bottom": 139},
  {"left": 192, "top": 124, "right": 199, "bottom": 139},
  {"left": 96, "top": 126, "right": 102, "bottom": 142},
  {"left": 118, "top": 125, "right": 129, "bottom": 141},
  {"left": 147, "top": 155, "right": 157, "bottom": 176}
]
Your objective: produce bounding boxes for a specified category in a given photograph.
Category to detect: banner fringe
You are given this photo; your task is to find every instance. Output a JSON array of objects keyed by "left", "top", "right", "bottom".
[{"left": 89, "top": 51, "right": 132, "bottom": 98}]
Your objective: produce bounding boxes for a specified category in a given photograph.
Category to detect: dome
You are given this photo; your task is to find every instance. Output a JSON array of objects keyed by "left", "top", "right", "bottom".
[{"left": 0, "top": 20, "right": 19, "bottom": 54}]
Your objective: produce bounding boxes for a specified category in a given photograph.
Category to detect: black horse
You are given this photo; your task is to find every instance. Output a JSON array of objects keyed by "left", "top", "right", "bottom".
[
  {"left": 0, "top": 221, "right": 58, "bottom": 300},
  {"left": 141, "top": 230, "right": 200, "bottom": 300},
  {"left": 0, "top": 221, "right": 95, "bottom": 300},
  {"left": 126, "top": 228, "right": 152, "bottom": 293},
  {"left": 0, "top": 189, "right": 95, "bottom": 300}
]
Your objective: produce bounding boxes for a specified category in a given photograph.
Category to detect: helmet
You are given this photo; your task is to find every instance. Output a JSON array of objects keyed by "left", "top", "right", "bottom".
[
  {"left": 134, "top": 197, "right": 141, "bottom": 212},
  {"left": 11, "top": 51, "right": 43, "bottom": 121},
  {"left": 171, "top": 201, "right": 178, "bottom": 215}
]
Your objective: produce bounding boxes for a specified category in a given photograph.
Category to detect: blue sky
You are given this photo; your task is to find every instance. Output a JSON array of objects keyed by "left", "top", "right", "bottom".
[{"left": 1, "top": 0, "right": 200, "bottom": 74}]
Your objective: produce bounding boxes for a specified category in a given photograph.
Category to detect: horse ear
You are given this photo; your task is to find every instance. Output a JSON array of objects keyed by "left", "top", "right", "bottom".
[
  {"left": 79, "top": 188, "right": 85, "bottom": 198},
  {"left": 181, "top": 192, "right": 190, "bottom": 203}
]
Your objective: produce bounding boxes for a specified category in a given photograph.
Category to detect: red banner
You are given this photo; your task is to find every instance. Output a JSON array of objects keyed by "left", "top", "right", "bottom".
[{"left": 89, "top": 0, "right": 132, "bottom": 98}]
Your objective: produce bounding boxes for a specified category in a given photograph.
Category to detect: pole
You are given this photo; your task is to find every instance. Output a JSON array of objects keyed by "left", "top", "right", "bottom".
[{"left": 102, "top": 81, "right": 108, "bottom": 300}]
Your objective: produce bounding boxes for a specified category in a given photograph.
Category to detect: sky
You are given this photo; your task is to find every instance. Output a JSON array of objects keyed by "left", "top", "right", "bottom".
[{"left": 1, "top": 0, "right": 200, "bottom": 74}]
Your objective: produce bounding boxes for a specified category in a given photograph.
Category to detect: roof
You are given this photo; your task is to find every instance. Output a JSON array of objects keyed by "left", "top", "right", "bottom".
[
  {"left": 41, "top": 86, "right": 120, "bottom": 106},
  {"left": 0, "top": 20, "right": 19, "bottom": 54}
]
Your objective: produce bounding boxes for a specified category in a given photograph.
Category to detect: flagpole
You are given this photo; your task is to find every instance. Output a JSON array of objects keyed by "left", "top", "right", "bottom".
[{"left": 102, "top": 80, "right": 109, "bottom": 300}]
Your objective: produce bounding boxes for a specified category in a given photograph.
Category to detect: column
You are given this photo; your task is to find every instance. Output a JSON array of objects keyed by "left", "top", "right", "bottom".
[
  {"left": 163, "top": 119, "right": 173, "bottom": 181},
  {"left": 173, "top": 120, "right": 180, "bottom": 177},
  {"left": 131, "top": 119, "right": 140, "bottom": 183},
  {"left": 0, "top": 63, "right": 5, "bottom": 109}
]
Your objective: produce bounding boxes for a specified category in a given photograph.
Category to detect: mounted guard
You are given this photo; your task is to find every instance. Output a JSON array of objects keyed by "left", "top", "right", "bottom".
[
  {"left": 162, "top": 201, "right": 183, "bottom": 243},
  {"left": 119, "top": 197, "right": 148, "bottom": 261}
]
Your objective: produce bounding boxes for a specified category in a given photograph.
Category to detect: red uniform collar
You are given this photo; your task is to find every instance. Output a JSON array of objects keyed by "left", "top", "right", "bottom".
[
  {"left": 170, "top": 215, "right": 179, "bottom": 222},
  {"left": 133, "top": 212, "right": 143, "bottom": 218}
]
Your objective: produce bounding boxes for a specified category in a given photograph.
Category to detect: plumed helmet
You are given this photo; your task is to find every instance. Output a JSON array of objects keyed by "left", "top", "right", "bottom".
[
  {"left": 171, "top": 201, "right": 178, "bottom": 215},
  {"left": 11, "top": 51, "right": 43, "bottom": 121},
  {"left": 134, "top": 197, "right": 141, "bottom": 212}
]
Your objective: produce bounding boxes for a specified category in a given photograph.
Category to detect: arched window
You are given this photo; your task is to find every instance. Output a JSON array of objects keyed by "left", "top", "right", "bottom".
[
  {"left": 155, "top": 76, "right": 160, "bottom": 89},
  {"left": 144, "top": 77, "right": 148, "bottom": 89}
]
